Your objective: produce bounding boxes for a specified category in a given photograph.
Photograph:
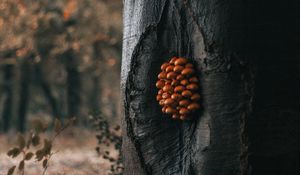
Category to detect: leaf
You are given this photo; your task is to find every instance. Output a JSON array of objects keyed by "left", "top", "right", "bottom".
[
  {"left": 42, "top": 159, "right": 48, "bottom": 168},
  {"left": 109, "top": 157, "right": 115, "bottom": 162},
  {"left": 31, "top": 119, "right": 44, "bottom": 133},
  {"left": 17, "top": 134, "right": 25, "bottom": 150},
  {"left": 42, "top": 123, "right": 48, "bottom": 133},
  {"left": 7, "top": 147, "right": 21, "bottom": 158},
  {"left": 26, "top": 132, "right": 33, "bottom": 148},
  {"left": 24, "top": 152, "right": 34, "bottom": 160},
  {"left": 95, "top": 146, "right": 100, "bottom": 154},
  {"left": 32, "top": 134, "right": 40, "bottom": 146},
  {"left": 18, "top": 160, "right": 24, "bottom": 171},
  {"left": 54, "top": 118, "right": 61, "bottom": 133},
  {"left": 114, "top": 125, "right": 120, "bottom": 131},
  {"left": 66, "top": 117, "right": 76, "bottom": 127},
  {"left": 35, "top": 149, "right": 45, "bottom": 161},
  {"left": 7, "top": 165, "right": 16, "bottom": 175},
  {"left": 43, "top": 139, "right": 52, "bottom": 155},
  {"left": 70, "top": 117, "right": 76, "bottom": 123},
  {"left": 32, "top": 119, "right": 48, "bottom": 133}
]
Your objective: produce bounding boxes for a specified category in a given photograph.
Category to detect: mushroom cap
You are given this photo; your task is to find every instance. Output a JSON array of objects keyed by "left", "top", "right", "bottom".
[{"left": 156, "top": 57, "right": 201, "bottom": 120}]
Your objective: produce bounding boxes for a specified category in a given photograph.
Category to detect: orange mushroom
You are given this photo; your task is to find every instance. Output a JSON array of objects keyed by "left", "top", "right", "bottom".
[{"left": 156, "top": 57, "right": 201, "bottom": 120}]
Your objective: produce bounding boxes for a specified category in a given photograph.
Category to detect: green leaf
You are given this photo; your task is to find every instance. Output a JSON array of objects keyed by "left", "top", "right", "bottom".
[
  {"left": 54, "top": 118, "right": 61, "bottom": 133},
  {"left": 17, "top": 134, "right": 25, "bottom": 150},
  {"left": 18, "top": 160, "right": 24, "bottom": 171},
  {"left": 32, "top": 134, "right": 40, "bottom": 146},
  {"left": 7, "top": 147, "right": 21, "bottom": 158},
  {"left": 42, "top": 159, "right": 48, "bottom": 168},
  {"left": 24, "top": 152, "right": 34, "bottom": 160},
  {"left": 7, "top": 165, "right": 16, "bottom": 175}
]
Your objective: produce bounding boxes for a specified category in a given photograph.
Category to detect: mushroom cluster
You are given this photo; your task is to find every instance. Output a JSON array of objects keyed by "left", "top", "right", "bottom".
[{"left": 156, "top": 57, "right": 201, "bottom": 120}]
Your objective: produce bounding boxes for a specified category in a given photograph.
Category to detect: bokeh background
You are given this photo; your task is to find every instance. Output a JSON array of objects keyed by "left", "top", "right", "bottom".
[{"left": 0, "top": 0, "right": 123, "bottom": 174}]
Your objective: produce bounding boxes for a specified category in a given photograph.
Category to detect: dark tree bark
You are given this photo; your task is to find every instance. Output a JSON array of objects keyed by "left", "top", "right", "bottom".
[
  {"left": 0, "top": 49, "right": 17, "bottom": 132},
  {"left": 35, "top": 63, "right": 61, "bottom": 119},
  {"left": 2, "top": 65, "right": 14, "bottom": 132},
  {"left": 90, "top": 40, "right": 104, "bottom": 111},
  {"left": 18, "top": 59, "right": 31, "bottom": 132},
  {"left": 64, "top": 49, "right": 81, "bottom": 118},
  {"left": 121, "top": 0, "right": 299, "bottom": 175},
  {"left": 90, "top": 75, "right": 100, "bottom": 111}
]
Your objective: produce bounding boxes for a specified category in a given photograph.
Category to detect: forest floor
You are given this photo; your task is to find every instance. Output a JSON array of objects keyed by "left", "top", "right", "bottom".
[{"left": 0, "top": 128, "right": 118, "bottom": 175}]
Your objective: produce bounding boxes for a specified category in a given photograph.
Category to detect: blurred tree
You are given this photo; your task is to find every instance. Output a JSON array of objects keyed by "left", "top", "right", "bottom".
[
  {"left": 17, "top": 53, "right": 33, "bottom": 132},
  {"left": 121, "top": 0, "right": 299, "bottom": 175},
  {"left": 0, "top": 48, "right": 17, "bottom": 132},
  {"left": 2, "top": 64, "right": 14, "bottom": 132},
  {"left": 64, "top": 48, "right": 81, "bottom": 118},
  {"left": 34, "top": 62, "right": 61, "bottom": 119},
  {"left": 0, "top": 0, "right": 123, "bottom": 131}
]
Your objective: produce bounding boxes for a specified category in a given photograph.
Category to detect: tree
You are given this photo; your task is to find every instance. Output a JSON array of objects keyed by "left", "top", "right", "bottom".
[
  {"left": 64, "top": 48, "right": 81, "bottom": 119},
  {"left": 0, "top": 48, "right": 17, "bottom": 132},
  {"left": 17, "top": 53, "right": 33, "bottom": 132},
  {"left": 1, "top": 0, "right": 123, "bottom": 132},
  {"left": 121, "top": 0, "right": 299, "bottom": 175}
]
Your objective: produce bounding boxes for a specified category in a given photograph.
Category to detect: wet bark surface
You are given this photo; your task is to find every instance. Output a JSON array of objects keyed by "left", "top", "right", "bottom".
[{"left": 121, "top": 0, "right": 299, "bottom": 175}]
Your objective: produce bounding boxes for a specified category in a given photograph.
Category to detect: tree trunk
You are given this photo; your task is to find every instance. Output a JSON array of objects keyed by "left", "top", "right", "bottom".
[
  {"left": 91, "top": 40, "right": 103, "bottom": 112},
  {"left": 35, "top": 63, "right": 61, "bottom": 120},
  {"left": 65, "top": 49, "right": 81, "bottom": 118},
  {"left": 0, "top": 48, "right": 17, "bottom": 132},
  {"left": 121, "top": 0, "right": 299, "bottom": 175},
  {"left": 2, "top": 65, "right": 14, "bottom": 132},
  {"left": 91, "top": 76, "right": 100, "bottom": 111},
  {"left": 18, "top": 60, "right": 31, "bottom": 132}
]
